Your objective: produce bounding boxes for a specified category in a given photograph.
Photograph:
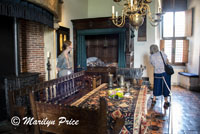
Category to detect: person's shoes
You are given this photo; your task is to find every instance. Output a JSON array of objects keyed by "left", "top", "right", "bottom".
[{"left": 164, "top": 102, "right": 170, "bottom": 109}]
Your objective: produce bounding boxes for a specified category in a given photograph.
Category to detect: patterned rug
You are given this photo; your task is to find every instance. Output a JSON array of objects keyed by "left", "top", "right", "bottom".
[
  {"left": 72, "top": 84, "right": 149, "bottom": 134},
  {"left": 78, "top": 86, "right": 140, "bottom": 134}
]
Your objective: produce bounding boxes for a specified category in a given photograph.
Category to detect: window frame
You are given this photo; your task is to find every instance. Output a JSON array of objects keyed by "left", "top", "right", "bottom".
[{"left": 161, "top": 11, "right": 187, "bottom": 66}]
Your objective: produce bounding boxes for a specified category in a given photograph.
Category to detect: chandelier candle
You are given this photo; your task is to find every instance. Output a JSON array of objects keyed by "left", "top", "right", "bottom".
[
  {"left": 112, "top": 6, "right": 115, "bottom": 14},
  {"left": 131, "top": 0, "right": 133, "bottom": 7},
  {"left": 158, "top": 0, "right": 162, "bottom": 13}
]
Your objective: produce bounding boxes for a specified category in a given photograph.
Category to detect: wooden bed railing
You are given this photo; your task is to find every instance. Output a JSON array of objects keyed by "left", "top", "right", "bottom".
[
  {"left": 9, "top": 71, "right": 86, "bottom": 115},
  {"left": 8, "top": 71, "right": 87, "bottom": 132},
  {"left": 33, "top": 71, "right": 85, "bottom": 103}
]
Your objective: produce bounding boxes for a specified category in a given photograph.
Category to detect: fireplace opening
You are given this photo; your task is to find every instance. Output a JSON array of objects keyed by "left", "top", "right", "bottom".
[{"left": 0, "top": 15, "right": 15, "bottom": 121}]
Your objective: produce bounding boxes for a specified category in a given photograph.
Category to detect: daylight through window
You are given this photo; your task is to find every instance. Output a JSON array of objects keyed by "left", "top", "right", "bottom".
[{"left": 161, "top": 11, "right": 189, "bottom": 65}]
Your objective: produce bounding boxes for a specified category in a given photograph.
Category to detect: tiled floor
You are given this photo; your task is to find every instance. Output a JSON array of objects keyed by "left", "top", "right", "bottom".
[
  {"left": 0, "top": 86, "right": 200, "bottom": 134},
  {"left": 146, "top": 86, "right": 200, "bottom": 134}
]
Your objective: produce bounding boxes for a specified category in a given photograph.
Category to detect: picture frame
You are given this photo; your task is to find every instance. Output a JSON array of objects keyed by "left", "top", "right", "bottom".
[{"left": 56, "top": 26, "right": 70, "bottom": 56}]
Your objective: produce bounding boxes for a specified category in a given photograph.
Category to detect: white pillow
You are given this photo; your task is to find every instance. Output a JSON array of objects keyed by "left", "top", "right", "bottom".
[{"left": 87, "top": 57, "right": 98, "bottom": 63}]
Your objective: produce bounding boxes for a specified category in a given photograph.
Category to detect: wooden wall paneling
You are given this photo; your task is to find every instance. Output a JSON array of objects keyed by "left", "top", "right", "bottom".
[{"left": 85, "top": 34, "right": 118, "bottom": 64}]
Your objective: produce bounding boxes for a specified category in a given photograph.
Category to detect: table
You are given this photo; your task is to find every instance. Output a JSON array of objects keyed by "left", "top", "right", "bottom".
[{"left": 71, "top": 83, "right": 148, "bottom": 134}]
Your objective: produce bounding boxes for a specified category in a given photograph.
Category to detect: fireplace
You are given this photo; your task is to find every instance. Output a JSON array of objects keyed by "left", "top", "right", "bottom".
[{"left": 0, "top": 0, "right": 55, "bottom": 120}]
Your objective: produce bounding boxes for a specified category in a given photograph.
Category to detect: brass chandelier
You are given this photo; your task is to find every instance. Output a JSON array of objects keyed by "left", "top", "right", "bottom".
[{"left": 112, "top": 0, "right": 163, "bottom": 29}]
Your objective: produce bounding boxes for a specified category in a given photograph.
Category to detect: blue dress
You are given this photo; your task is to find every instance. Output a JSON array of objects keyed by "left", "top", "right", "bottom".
[{"left": 57, "top": 52, "right": 73, "bottom": 77}]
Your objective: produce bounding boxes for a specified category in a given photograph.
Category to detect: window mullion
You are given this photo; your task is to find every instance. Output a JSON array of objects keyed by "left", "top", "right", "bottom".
[
  {"left": 172, "top": 12, "right": 175, "bottom": 64},
  {"left": 161, "top": 15, "right": 163, "bottom": 38},
  {"left": 173, "top": 12, "right": 175, "bottom": 37},
  {"left": 172, "top": 39, "right": 176, "bottom": 64}
]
